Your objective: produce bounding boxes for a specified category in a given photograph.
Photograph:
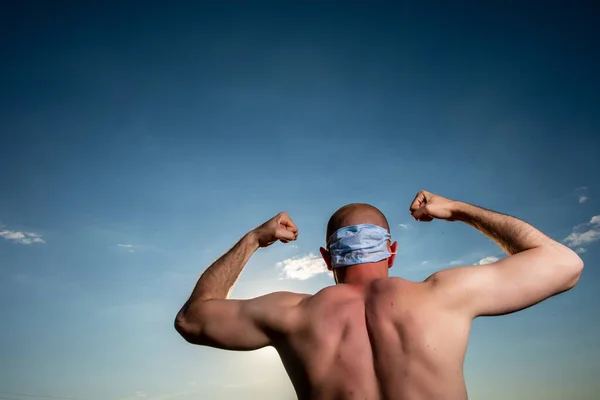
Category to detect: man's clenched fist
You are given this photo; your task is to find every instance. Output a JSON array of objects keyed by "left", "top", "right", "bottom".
[
  {"left": 252, "top": 212, "right": 299, "bottom": 248},
  {"left": 410, "top": 190, "right": 459, "bottom": 222}
]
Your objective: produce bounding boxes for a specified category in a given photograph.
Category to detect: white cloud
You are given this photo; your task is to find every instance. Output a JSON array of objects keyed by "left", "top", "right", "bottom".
[
  {"left": 477, "top": 256, "right": 499, "bottom": 265},
  {"left": 575, "top": 248, "right": 587, "bottom": 254},
  {"left": 277, "top": 253, "right": 329, "bottom": 280},
  {"left": 398, "top": 223, "right": 409, "bottom": 229},
  {"left": 0, "top": 229, "right": 45, "bottom": 245},
  {"left": 564, "top": 230, "right": 600, "bottom": 247},
  {"left": 575, "top": 186, "right": 590, "bottom": 204},
  {"left": 421, "top": 260, "right": 428, "bottom": 265},
  {"left": 117, "top": 244, "right": 135, "bottom": 252},
  {"left": 564, "top": 215, "right": 600, "bottom": 248},
  {"left": 449, "top": 260, "right": 462, "bottom": 266}
]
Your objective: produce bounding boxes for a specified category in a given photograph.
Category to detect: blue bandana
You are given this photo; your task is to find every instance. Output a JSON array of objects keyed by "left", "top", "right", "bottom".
[{"left": 327, "top": 224, "right": 395, "bottom": 268}]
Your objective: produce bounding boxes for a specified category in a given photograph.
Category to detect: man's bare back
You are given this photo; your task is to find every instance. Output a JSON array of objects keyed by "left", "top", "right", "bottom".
[
  {"left": 277, "top": 279, "right": 469, "bottom": 400},
  {"left": 175, "top": 191, "right": 583, "bottom": 399}
]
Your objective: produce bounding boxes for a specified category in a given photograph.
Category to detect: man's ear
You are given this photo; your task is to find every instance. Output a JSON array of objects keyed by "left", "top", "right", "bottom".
[
  {"left": 388, "top": 241, "right": 398, "bottom": 269},
  {"left": 320, "top": 247, "right": 332, "bottom": 271}
]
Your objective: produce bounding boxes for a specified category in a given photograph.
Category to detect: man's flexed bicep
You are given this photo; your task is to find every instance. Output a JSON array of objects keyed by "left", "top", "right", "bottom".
[
  {"left": 175, "top": 211, "right": 301, "bottom": 350},
  {"left": 428, "top": 245, "right": 583, "bottom": 317},
  {"left": 410, "top": 190, "right": 583, "bottom": 318},
  {"left": 175, "top": 292, "right": 306, "bottom": 350}
]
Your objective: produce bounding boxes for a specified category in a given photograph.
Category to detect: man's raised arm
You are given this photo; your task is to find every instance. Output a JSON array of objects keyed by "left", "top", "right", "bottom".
[
  {"left": 410, "top": 191, "right": 584, "bottom": 317},
  {"left": 174, "top": 212, "right": 304, "bottom": 350}
]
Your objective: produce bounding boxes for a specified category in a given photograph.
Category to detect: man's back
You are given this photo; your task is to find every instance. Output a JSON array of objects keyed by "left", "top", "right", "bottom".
[
  {"left": 279, "top": 278, "right": 470, "bottom": 400},
  {"left": 175, "top": 192, "right": 583, "bottom": 400}
]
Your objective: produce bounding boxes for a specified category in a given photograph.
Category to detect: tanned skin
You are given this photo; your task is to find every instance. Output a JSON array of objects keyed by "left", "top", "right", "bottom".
[{"left": 175, "top": 191, "right": 584, "bottom": 400}]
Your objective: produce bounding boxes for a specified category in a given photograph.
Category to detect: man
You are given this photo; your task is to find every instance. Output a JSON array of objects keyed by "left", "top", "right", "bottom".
[{"left": 175, "top": 190, "right": 583, "bottom": 400}]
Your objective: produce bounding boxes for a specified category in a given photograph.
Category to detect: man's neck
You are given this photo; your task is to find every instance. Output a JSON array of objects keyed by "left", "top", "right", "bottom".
[{"left": 339, "top": 262, "right": 388, "bottom": 286}]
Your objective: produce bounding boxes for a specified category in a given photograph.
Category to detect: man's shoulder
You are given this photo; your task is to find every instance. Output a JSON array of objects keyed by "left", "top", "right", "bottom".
[
  {"left": 306, "top": 279, "right": 420, "bottom": 297},
  {"left": 265, "top": 291, "right": 312, "bottom": 305},
  {"left": 363, "top": 277, "right": 436, "bottom": 307},
  {"left": 305, "top": 285, "right": 342, "bottom": 303},
  {"left": 265, "top": 288, "right": 343, "bottom": 313},
  {"left": 370, "top": 276, "right": 420, "bottom": 292},
  {"left": 299, "top": 285, "right": 363, "bottom": 309},
  {"left": 252, "top": 291, "right": 311, "bottom": 314}
]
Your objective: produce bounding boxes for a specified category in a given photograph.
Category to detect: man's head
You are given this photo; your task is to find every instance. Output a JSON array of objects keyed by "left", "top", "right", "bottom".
[{"left": 320, "top": 203, "right": 397, "bottom": 284}]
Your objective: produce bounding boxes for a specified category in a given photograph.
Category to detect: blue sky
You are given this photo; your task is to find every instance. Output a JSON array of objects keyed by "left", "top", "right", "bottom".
[{"left": 1, "top": 2, "right": 599, "bottom": 399}]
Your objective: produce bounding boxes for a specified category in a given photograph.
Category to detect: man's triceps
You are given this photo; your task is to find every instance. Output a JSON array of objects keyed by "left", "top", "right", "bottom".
[
  {"left": 431, "top": 248, "right": 582, "bottom": 318},
  {"left": 178, "top": 292, "right": 305, "bottom": 351},
  {"left": 177, "top": 298, "right": 272, "bottom": 350}
]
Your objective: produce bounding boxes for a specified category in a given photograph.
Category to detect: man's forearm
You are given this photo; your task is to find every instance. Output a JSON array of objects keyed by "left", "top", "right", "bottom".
[
  {"left": 185, "top": 231, "right": 260, "bottom": 303},
  {"left": 453, "top": 202, "right": 558, "bottom": 255}
]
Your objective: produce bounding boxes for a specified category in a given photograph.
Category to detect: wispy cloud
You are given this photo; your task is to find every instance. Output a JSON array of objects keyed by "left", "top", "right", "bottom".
[
  {"left": 421, "top": 260, "right": 428, "bottom": 265},
  {"left": 449, "top": 260, "right": 462, "bottom": 266},
  {"left": 0, "top": 228, "right": 45, "bottom": 245},
  {"left": 398, "top": 223, "right": 409, "bottom": 229},
  {"left": 575, "top": 248, "right": 586, "bottom": 254},
  {"left": 564, "top": 215, "right": 600, "bottom": 248},
  {"left": 575, "top": 186, "right": 589, "bottom": 203},
  {"left": 277, "top": 253, "right": 329, "bottom": 280},
  {"left": 117, "top": 244, "right": 135, "bottom": 253},
  {"left": 477, "top": 256, "right": 499, "bottom": 265},
  {"left": 565, "top": 230, "right": 600, "bottom": 246}
]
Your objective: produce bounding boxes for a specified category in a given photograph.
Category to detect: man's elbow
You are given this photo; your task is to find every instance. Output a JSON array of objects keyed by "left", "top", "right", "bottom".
[
  {"left": 174, "top": 311, "right": 203, "bottom": 344},
  {"left": 562, "top": 250, "right": 584, "bottom": 290}
]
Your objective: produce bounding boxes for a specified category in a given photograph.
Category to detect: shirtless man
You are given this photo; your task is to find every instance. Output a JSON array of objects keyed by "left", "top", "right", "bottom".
[{"left": 175, "top": 190, "right": 584, "bottom": 399}]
